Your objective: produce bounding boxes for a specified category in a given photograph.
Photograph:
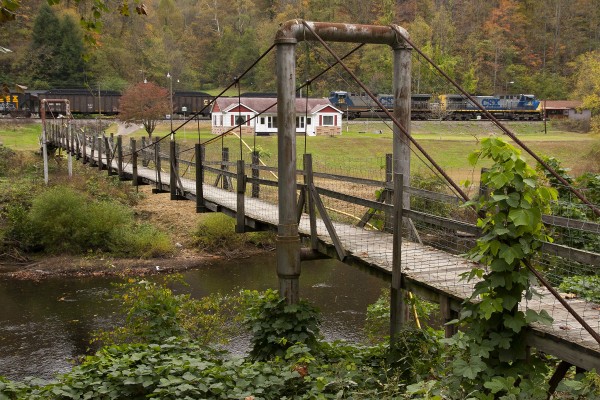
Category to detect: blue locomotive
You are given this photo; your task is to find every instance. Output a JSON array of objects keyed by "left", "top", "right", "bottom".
[{"left": 329, "top": 91, "right": 542, "bottom": 120}]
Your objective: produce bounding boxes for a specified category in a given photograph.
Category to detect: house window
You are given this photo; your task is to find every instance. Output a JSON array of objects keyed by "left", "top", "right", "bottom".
[
  {"left": 268, "top": 116, "right": 277, "bottom": 128},
  {"left": 260, "top": 117, "right": 265, "bottom": 125},
  {"left": 213, "top": 115, "right": 217, "bottom": 125},
  {"left": 219, "top": 115, "right": 223, "bottom": 126},
  {"left": 235, "top": 115, "right": 246, "bottom": 125},
  {"left": 322, "top": 115, "right": 334, "bottom": 126},
  {"left": 306, "top": 117, "right": 312, "bottom": 125},
  {"left": 296, "top": 116, "right": 305, "bottom": 129}
]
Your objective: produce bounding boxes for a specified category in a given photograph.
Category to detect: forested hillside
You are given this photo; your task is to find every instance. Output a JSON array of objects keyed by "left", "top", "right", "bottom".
[{"left": 0, "top": 0, "right": 599, "bottom": 106}]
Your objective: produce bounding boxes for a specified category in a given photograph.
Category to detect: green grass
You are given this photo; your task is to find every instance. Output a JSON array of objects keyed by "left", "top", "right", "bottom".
[
  {"left": 3, "top": 119, "right": 598, "bottom": 182},
  {"left": 0, "top": 121, "right": 43, "bottom": 151}
]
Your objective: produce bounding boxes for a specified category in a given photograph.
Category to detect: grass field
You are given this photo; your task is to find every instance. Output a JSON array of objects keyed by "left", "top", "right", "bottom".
[{"left": 2, "top": 118, "right": 599, "bottom": 184}]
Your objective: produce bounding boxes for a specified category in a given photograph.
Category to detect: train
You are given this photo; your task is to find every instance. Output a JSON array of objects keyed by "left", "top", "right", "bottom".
[
  {"left": 0, "top": 88, "right": 214, "bottom": 118},
  {"left": 0, "top": 87, "right": 542, "bottom": 122},
  {"left": 328, "top": 91, "right": 542, "bottom": 121}
]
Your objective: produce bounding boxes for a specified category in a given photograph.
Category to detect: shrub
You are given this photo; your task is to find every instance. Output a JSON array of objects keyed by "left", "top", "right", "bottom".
[
  {"left": 26, "top": 187, "right": 132, "bottom": 253},
  {"left": 2, "top": 184, "right": 172, "bottom": 257},
  {"left": 192, "top": 213, "right": 244, "bottom": 253},
  {"left": 93, "top": 276, "right": 244, "bottom": 347},
  {"left": 115, "top": 223, "right": 174, "bottom": 258},
  {"left": 242, "top": 289, "right": 322, "bottom": 361}
]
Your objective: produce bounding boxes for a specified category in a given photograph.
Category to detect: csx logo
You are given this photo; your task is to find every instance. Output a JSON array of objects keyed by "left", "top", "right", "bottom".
[{"left": 481, "top": 98, "right": 500, "bottom": 107}]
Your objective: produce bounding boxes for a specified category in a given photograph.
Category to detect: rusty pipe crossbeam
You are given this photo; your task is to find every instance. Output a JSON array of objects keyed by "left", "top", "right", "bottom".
[{"left": 275, "top": 20, "right": 408, "bottom": 49}]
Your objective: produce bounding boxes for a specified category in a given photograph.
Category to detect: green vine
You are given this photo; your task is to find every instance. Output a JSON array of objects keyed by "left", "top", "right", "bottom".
[{"left": 449, "top": 137, "right": 558, "bottom": 397}]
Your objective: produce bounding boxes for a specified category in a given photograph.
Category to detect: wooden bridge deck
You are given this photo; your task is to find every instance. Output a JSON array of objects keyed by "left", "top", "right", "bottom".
[
  {"left": 117, "top": 160, "right": 600, "bottom": 371},
  {"left": 46, "top": 131, "right": 597, "bottom": 373}
]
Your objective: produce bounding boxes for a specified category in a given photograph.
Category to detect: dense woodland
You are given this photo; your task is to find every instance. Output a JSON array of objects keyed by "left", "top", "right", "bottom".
[{"left": 1, "top": 0, "right": 600, "bottom": 109}]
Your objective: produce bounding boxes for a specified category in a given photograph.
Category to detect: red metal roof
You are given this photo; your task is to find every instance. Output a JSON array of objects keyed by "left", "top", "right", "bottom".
[
  {"left": 542, "top": 100, "right": 583, "bottom": 110},
  {"left": 212, "top": 97, "right": 340, "bottom": 115}
]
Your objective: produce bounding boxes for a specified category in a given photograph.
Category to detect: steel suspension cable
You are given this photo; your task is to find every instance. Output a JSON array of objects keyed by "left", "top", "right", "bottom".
[{"left": 390, "top": 26, "right": 600, "bottom": 218}]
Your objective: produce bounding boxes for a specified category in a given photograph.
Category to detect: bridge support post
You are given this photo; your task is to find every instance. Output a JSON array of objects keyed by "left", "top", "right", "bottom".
[
  {"left": 393, "top": 35, "right": 412, "bottom": 236},
  {"left": 131, "top": 138, "right": 139, "bottom": 186},
  {"left": 276, "top": 39, "right": 301, "bottom": 305},
  {"left": 391, "top": 173, "right": 408, "bottom": 339},
  {"left": 236, "top": 160, "right": 246, "bottom": 233},
  {"left": 195, "top": 144, "right": 207, "bottom": 213}
]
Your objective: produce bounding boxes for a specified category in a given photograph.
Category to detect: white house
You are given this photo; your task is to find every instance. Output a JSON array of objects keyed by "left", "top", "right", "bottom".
[{"left": 211, "top": 96, "right": 343, "bottom": 136}]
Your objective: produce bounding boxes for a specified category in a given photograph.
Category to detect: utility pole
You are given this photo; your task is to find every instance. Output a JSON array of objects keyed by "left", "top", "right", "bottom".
[{"left": 167, "top": 72, "right": 173, "bottom": 132}]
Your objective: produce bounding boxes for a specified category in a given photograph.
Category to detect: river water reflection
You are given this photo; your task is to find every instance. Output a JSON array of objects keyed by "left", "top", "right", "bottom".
[{"left": 0, "top": 254, "right": 387, "bottom": 381}]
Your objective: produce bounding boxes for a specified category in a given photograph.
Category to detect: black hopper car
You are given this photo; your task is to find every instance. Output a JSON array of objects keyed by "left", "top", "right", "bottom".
[{"left": 0, "top": 88, "right": 214, "bottom": 119}]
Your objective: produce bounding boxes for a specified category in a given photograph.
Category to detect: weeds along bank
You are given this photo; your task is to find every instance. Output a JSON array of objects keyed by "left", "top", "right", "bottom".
[{"left": 0, "top": 144, "right": 274, "bottom": 275}]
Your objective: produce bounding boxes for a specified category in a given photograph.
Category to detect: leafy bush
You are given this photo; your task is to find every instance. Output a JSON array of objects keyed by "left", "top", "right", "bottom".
[
  {"left": 93, "top": 276, "right": 244, "bottom": 347},
  {"left": 1, "top": 184, "right": 174, "bottom": 257},
  {"left": 242, "top": 289, "right": 322, "bottom": 361},
  {"left": 26, "top": 187, "right": 132, "bottom": 253}
]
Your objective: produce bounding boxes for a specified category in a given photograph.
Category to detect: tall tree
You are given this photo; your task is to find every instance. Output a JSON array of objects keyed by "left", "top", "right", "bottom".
[
  {"left": 58, "top": 13, "right": 85, "bottom": 87},
  {"left": 26, "top": 3, "right": 62, "bottom": 88}
]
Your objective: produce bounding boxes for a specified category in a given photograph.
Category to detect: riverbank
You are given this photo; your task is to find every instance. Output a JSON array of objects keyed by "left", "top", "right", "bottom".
[{"left": 0, "top": 184, "right": 274, "bottom": 281}]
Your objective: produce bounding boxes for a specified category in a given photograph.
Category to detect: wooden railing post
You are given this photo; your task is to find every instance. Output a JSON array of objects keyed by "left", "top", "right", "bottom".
[
  {"left": 89, "top": 134, "right": 96, "bottom": 166},
  {"left": 251, "top": 150, "right": 260, "bottom": 198},
  {"left": 67, "top": 120, "right": 73, "bottom": 178},
  {"left": 153, "top": 137, "right": 164, "bottom": 192},
  {"left": 304, "top": 154, "right": 318, "bottom": 250},
  {"left": 117, "top": 135, "right": 124, "bottom": 180},
  {"left": 104, "top": 134, "right": 112, "bottom": 176},
  {"left": 170, "top": 139, "right": 178, "bottom": 200},
  {"left": 195, "top": 144, "right": 207, "bottom": 213},
  {"left": 131, "top": 138, "right": 139, "bottom": 186},
  {"left": 141, "top": 137, "right": 148, "bottom": 167},
  {"left": 221, "top": 147, "right": 229, "bottom": 190},
  {"left": 384, "top": 153, "right": 393, "bottom": 232},
  {"left": 97, "top": 135, "right": 103, "bottom": 171},
  {"left": 82, "top": 132, "right": 87, "bottom": 164},
  {"left": 236, "top": 159, "right": 246, "bottom": 233}
]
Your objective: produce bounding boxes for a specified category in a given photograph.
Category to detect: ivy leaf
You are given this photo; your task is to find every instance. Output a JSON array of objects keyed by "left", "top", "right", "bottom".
[
  {"left": 525, "top": 309, "right": 553, "bottom": 325},
  {"left": 503, "top": 312, "right": 526, "bottom": 333},
  {"left": 453, "top": 357, "right": 486, "bottom": 380},
  {"left": 468, "top": 151, "right": 481, "bottom": 166},
  {"left": 508, "top": 208, "right": 532, "bottom": 227}
]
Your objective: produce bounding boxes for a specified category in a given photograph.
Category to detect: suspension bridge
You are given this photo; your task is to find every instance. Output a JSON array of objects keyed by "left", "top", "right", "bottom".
[{"left": 40, "top": 21, "right": 600, "bottom": 388}]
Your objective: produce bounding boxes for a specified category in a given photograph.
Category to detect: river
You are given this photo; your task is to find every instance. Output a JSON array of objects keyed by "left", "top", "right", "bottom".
[{"left": 0, "top": 254, "right": 387, "bottom": 381}]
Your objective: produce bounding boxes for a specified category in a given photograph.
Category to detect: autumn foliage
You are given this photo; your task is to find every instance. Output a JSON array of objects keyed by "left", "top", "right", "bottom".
[{"left": 118, "top": 82, "right": 171, "bottom": 138}]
